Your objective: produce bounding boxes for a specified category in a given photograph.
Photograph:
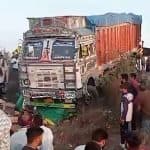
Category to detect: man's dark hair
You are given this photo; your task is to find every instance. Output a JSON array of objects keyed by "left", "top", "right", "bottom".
[
  {"left": 125, "top": 132, "right": 141, "bottom": 149},
  {"left": 121, "top": 73, "right": 128, "bottom": 82},
  {"left": 85, "top": 141, "right": 101, "bottom": 150},
  {"left": 32, "top": 114, "right": 43, "bottom": 127},
  {"left": 120, "top": 82, "right": 130, "bottom": 90},
  {"left": 130, "top": 73, "right": 137, "bottom": 79},
  {"left": 26, "top": 127, "right": 43, "bottom": 144},
  {"left": 92, "top": 128, "right": 108, "bottom": 142}
]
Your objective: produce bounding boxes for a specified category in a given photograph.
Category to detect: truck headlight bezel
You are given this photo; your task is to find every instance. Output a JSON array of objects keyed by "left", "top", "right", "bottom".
[{"left": 23, "top": 79, "right": 30, "bottom": 86}]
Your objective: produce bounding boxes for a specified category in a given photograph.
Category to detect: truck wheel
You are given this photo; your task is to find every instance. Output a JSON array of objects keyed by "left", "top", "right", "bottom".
[
  {"left": 87, "top": 85, "right": 99, "bottom": 103},
  {"left": 96, "top": 85, "right": 104, "bottom": 97}
]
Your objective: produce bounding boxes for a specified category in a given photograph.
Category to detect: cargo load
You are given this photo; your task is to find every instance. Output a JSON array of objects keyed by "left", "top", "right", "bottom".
[
  {"left": 86, "top": 13, "right": 142, "bottom": 27},
  {"left": 92, "top": 13, "right": 142, "bottom": 65}
]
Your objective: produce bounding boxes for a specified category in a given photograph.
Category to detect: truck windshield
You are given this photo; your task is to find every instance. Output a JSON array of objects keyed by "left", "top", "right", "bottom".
[
  {"left": 24, "top": 41, "right": 43, "bottom": 58},
  {"left": 51, "top": 39, "right": 76, "bottom": 60}
]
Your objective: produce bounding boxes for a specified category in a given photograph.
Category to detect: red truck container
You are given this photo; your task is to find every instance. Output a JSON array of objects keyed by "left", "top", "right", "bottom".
[{"left": 96, "top": 23, "right": 141, "bottom": 65}]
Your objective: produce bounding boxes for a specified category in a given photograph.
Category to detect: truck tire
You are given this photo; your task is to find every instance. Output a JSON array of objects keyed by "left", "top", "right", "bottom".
[{"left": 87, "top": 85, "right": 99, "bottom": 103}]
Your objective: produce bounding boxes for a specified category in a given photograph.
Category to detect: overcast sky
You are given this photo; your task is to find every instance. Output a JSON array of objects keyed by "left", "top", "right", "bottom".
[{"left": 0, "top": 0, "right": 149, "bottom": 51}]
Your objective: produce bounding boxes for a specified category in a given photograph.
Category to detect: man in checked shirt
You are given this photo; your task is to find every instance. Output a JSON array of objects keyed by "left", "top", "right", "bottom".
[{"left": 0, "top": 109, "right": 12, "bottom": 150}]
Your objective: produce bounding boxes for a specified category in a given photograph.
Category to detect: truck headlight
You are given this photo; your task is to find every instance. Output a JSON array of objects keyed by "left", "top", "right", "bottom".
[
  {"left": 23, "top": 79, "right": 30, "bottom": 85},
  {"left": 65, "top": 91, "right": 76, "bottom": 99}
]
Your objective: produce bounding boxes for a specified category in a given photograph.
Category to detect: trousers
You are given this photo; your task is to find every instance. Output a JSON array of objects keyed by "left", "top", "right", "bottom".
[{"left": 120, "top": 121, "right": 131, "bottom": 144}]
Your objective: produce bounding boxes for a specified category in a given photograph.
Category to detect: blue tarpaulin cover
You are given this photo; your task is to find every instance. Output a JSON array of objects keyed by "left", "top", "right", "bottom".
[{"left": 86, "top": 13, "right": 142, "bottom": 27}]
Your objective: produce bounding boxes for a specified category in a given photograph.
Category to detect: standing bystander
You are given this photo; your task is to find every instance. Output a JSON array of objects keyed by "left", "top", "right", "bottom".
[
  {"left": 0, "top": 52, "right": 8, "bottom": 94},
  {"left": 129, "top": 73, "right": 140, "bottom": 130},
  {"left": 11, "top": 54, "right": 19, "bottom": 71},
  {"left": 136, "top": 86, "right": 150, "bottom": 144},
  {"left": 31, "top": 114, "right": 54, "bottom": 150},
  {"left": 120, "top": 83, "right": 134, "bottom": 149},
  {"left": 146, "top": 57, "right": 150, "bottom": 72},
  {"left": 125, "top": 132, "right": 150, "bottom": 150},
  {"left": 0, "top": 68, "right": 5, "bottom": 97},
  {"left": 11, "top": 114, "right": 54, "bottom": 150},
  {"left": 141, "top": 57, "right": 146, "bottom": 71},
  {"left": 22, "top": 127, "right": 43, "bottom": 150},
  {"left": 11, "top": 108, "right": 33, "bottom": 150},
  {"left": 120, "top": 73, "right": 129, "bottom": 85},
  {"left": 74, "top": 128, "right": 108, "bottom": 150}
]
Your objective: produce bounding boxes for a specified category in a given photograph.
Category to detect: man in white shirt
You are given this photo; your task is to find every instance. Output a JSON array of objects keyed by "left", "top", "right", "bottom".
[
  {"left": 11, "top": 55, "right": 18, "bottom": 70},
  {"left": 74, "top": 145, "right": 85, "bottom": 150},
  {"left": 10, "top": 127, "right": 27, "bottom": 150},
  {"left": 32, "top": 114, "right": 54, "bottom": 150},
  {"left": 0, "top": 53, "right": 8, "bottom": 95},
  {"left": 0, "top": 53, "right": 8, "bottom": 81},
  {"left": 120, "top": 83, "right": 134, "bottom": 149},
  {"left": 11, "top": 110, "right": 33, "bottom": 150},
  {"left": 10, "top": 114, "right": 54, "bottom": 150}
]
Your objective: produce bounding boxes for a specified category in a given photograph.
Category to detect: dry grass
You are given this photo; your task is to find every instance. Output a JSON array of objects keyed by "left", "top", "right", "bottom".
[
  {"left": 53, "top": 104, "right": 120, "bottom": 150},
  {"left": 52, "top": 58, "right": 150, "bottom": 150},
  {"left": 53, "top": 77, "right": 122, "bottom": 150}
]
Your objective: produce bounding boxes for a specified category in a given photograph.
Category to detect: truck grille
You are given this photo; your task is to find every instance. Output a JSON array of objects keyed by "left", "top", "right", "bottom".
[{"left": 27, "top": 65, "right": 65, "bottom": 89}]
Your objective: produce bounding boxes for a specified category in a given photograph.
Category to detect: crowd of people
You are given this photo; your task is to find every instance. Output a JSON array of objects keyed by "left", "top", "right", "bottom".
[
  {"left": 119, "top": 73, "right": 138, "bottom": 149},
  {"left": 0, "top": 104, "right": 149, "bottom": 150},
  {"left": 75, "top": 127, "right": 150, "bottom": 150},
  {"left": 0, "top": 52, "right": 19, "bottom": 98},
  {"left": 119, "top": 72, "right": 150, "bottom": 150},
  {"left": 75, "top": 73, "right": 150, "bottom": 150},
  {"left": 0, "top": 52, "right": 150, "bottom": 149},
  {"left": 138, "top": 56, "right": 150, "bottom": 72},
  {"left": 10, "top": 107, "right": 54, "bottom": 150},
  {"left": 74, "top": 72, "right": 150, "bottom": 150},
  {"left": 0, "top": 107, "right": 54, "bottom": 150}
]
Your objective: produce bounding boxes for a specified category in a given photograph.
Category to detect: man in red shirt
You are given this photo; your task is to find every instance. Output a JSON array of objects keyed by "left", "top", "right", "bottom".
[{"left": 129, "top": 73, "right": 140, "bottom": 131}]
